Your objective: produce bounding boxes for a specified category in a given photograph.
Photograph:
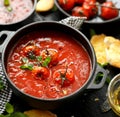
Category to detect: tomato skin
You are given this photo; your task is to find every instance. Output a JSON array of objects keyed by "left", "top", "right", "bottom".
[
  {"left": 54, "top": 69, "right": 75, "bottom": 87},
  {"left": 100, "top": 1, "right": 119, "bottom": 20},
  {"left": 82, "top": 1, "right": 98, "bottom": 19},
  {"left": 41, "top": 49, "right": 59, "bottom": 66},
  {"left": 75, "top": 0, "right": 85, "bottom": 5},
  {"left": 23, "top": 45, "right": 40, "bottom": 57},
  {"left": 32, "top": 66, "right": 50, "bottom": 80},
  {"left": 72, "top": 6, "right": 90, "bottom": 19},
  {"left": 58, "top": 0, "right": 75, "bottom": 11}
]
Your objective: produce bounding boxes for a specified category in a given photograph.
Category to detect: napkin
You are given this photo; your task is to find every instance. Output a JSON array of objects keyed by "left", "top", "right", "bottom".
[
  {"left": 59, "top": 16, "right": 86, "bottom": 30},
  {"left": 0, "top": 16, "right": 86, "bottom": 114},
  {"left": 0, "top": 62, "right": 12, "bottom": 114}
]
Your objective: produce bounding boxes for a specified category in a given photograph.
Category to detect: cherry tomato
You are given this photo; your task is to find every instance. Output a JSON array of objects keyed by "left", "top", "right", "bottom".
[
  {"left": 32, "top": 66, "right": 50, "bottom": 80},
  {"left": 41, "top": 49, "right": 59, "bottom": 66},
  {"left": 58, "top": 0, "right": 75, "bottom": 11},
  {"left": 75, "top": 0, "right": 85, "bottom": 5},
  {"left": 82, "top": 1, "right": 98, "bottom": 19},
  {"left": 100, "top": 1, "right": 119, "bottom": 20},
  {"left": 22, "top": 42, "right": 40, "bottom": 58},
  {"left": 72, "top": 6, "right": 90, "bottom": 19},
  {"left": 54, "top": 68, "right": 75, "bottom": 87}
]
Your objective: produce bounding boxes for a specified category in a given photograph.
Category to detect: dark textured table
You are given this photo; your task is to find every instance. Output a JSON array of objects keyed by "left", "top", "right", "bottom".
[{"left": 0, "top": 8, "right": 120, "bottom": 117}]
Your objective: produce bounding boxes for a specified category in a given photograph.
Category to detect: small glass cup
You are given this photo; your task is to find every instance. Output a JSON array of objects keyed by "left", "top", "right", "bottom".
[{"left": 107, "top": 73, "right": 120, "bottom": 116}]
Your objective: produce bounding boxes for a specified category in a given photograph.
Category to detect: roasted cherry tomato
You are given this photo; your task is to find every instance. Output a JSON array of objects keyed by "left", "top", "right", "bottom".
[
  {"left": 32, "top": 66, "right": 50, "bottom": 80},
  {"left": 22, "top": 42, "right": 40, "bottom": 58},
  {"left": 41, "top": 49, "right": 58, "bottom": 66},
  {"left": 82, "top": 1, "right": 98, "bottom": 19},
  {"left": 75, "top": 0, "right": 84, "bottom": 5},
  {"left": 100, "top": 1, "right": 119, "bottom": 20},
  {"left": 58, "top": 0, "right": 75, "bottom": 11},
  {"left": 72, "top": 6, "right": 90, "bottom": 19},
  {"left": 54, "top": 68, "right": 75, "bottom": 87}
]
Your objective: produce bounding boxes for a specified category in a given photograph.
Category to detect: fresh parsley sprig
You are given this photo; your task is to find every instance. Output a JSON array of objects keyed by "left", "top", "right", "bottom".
[
  {"left": 20, "top": 58, "right": 33, "bottom": 70},
  {"left": 20, "top": 56, "right": 51, "bottom": 70},
  {"left": 0, "top": 103, "right": 28, "bottom": 117}
]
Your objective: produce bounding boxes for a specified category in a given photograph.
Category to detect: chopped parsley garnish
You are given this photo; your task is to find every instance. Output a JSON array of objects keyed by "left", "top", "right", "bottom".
[
  {"left": 41, "top": 56, "right": 51, "bottom": 67},
  {"left": 4, "top": 0, "right": 13, "bottom": 12},
  {"left": 20, "top": 58, "right": 33, "bottom": 70},
  {"left": 20, "top": 56, "right": 51, "bottom": 70}
]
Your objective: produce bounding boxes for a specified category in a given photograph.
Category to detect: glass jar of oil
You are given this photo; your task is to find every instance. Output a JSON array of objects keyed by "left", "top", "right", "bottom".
[{"left": 108, "top": 73, "right": 120, "bottom": 116}]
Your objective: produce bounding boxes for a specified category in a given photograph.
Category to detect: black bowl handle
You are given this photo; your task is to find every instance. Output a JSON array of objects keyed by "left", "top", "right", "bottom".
[
  {"left": 0, "top": 31, "right": 15, "bottom": 54},
  {"left": 87, "top": 64, "right": 109, "bottom": 89}
]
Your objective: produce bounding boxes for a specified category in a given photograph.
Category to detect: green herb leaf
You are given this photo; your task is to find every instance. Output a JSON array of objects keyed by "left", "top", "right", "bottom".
[
  {"left": 90, "top": 28, "right": 96, "bottom": 37},
  {"left": 105, "top": 77, "right": 111, "bottom": 84},
  {"left": 11, "top": 112, "right": 28, "bottom": 117},
  {"left": 42, "top": 56, "right": 51, "bottom": 67},
  {"left": 21, "top": 58, "right": 29, "bottom": 64},
  {"left": 0, "top": 114, "right": 6, "bottom": 117},
  {"left": 98, "top": 62, "right": 109, "bottom": 68},
  {"left": 20, "top": 64, "right": 33, "bottom": 70},
  {"left": 4, "top": 0, "right": 10, "bottom": 6},
  {"left": 36, "top": 56, "right": 42, "bottom": 62},
  {"left": 0, "top": 76, "right": 5, "bottom": 90},
  {"left": 0, "top": 103, "right": 28, "bottom": 117},
  {"left": 5, "top": 103, "right": 14, "bottom": 114},
  {"left": 6, "top": 6, "right": 12, "bottom": 12}
]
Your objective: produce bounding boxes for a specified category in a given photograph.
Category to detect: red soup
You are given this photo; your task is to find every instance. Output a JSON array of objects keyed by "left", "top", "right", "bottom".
[{"left": 7, "top": 30, "right": 91, "bottom": 99}]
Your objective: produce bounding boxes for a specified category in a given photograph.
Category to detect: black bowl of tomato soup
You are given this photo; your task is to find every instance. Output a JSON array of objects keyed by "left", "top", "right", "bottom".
[
  {"left": 0, "top": 21, "right": 108, "bottom": 110},
  {"left": 0, "top": 0, "right": 37, "bottom": 26}
]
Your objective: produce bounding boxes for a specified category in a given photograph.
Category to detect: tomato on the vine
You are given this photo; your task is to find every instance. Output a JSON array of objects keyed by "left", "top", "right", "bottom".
[
  {"left": 41, "top": 49, "right": 59, "bottom": 66},
  {"left": 22, "top": 44, "right": 40, "bottom": 59},
  {"left": 100, "top": 1, "right": 119, "bottom": 20},
  {"left": 32, "top": 66, "right": 50, "bottom": 80},
  {"left": 58, "top": 0, "right": 75, "bottom": 11},
  {"left": 54, "top": 68, "right": 75, "bottom": 87},
  {"left": 72, "top": 6, "right": 90, "bottom": 19},
  {"left": 82, "top": 1, "right": 98, "bottom": 19}
]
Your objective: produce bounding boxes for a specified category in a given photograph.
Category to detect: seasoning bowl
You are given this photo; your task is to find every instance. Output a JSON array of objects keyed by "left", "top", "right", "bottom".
[
  {"left": 0, "top": 0, "right": 37, "bottom": 26},
  {"left": 107, "top": 73, "right": 120, "bottom": 116}
]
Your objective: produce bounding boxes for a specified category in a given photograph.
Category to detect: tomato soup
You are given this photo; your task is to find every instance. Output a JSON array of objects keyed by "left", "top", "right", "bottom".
[
  {"left": 7, "top": 30, "right": 91, "bottom": 99},
  {"left": 0, "top": 0, "right": 33, "bottom": 24}
]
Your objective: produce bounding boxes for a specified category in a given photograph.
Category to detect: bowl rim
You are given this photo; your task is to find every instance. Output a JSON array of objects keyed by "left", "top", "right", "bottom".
[
  {"left": 107, "top": 73, "right": 120, "bottom": 116},
  {"left": 0, "top": 0, "right": 37, "bottom": 26}
]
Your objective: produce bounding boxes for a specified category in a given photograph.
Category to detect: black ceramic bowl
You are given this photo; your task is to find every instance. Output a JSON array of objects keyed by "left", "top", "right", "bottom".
[
  {"left": 0, "top": 21, "right": 108, "bottom": 110},
  {"left": 55, "top": 0, "right": 120, "bottom": 25},
  {"left": 0, "top": 0, "right": 37, "bottom": 26}
]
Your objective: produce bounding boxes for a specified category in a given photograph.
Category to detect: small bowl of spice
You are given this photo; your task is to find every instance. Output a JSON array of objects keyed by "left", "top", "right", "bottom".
[
  {"left": 0, "top": 0, "right": 37, "bottom": 25},
  {"left": 107, "top": 73, "right": 120, "bottom": 116}
]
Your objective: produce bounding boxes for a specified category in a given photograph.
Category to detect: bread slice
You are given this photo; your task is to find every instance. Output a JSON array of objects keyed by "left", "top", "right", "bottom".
[
  {"left": 104, "top": 36, "right": 120, "bottom": 68},
  {"left": 90, "top": 34, "right": 108, "bottom": 65},
  {"left": 24, "top": 109, "right": 57, "bottom": 117}
]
